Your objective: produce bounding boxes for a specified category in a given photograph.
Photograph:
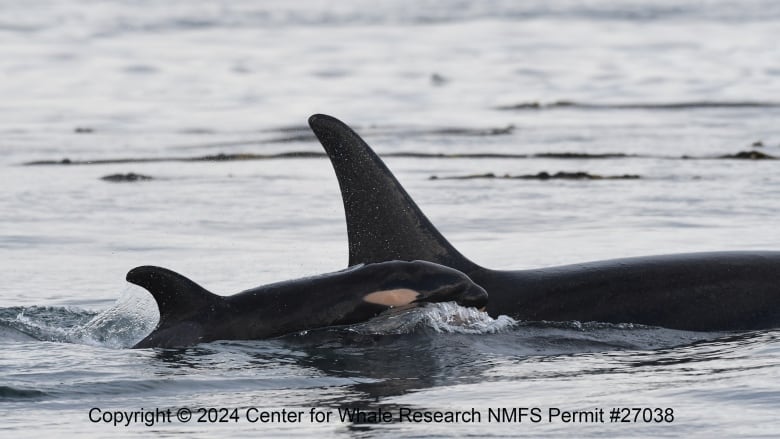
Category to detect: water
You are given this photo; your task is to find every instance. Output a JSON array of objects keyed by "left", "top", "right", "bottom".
[{"left": 1, "top": 0, "right": 779, "bottom": 437}]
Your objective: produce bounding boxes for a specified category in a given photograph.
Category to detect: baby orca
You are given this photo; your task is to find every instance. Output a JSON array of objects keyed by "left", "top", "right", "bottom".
[{"left": 129, "top": 260, "right": 487, "bottom": 348}]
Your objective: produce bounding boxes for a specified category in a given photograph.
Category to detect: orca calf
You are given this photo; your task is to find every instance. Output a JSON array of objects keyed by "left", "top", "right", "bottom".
[
  {"left": 308, "top": 114, "right": 780, "bottom": 331},
  {"left": 129, "top": 260, "right": 487, "bottom": 348}
]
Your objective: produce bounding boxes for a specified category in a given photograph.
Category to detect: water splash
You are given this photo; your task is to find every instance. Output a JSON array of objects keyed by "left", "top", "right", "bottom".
[
  {"left": 349, "top": 302, "right": 517, "bottom": 335},
  {"left": 67, "top": 284, "right": 159, "bottom": 348},
  {"left": 0, "top": 284, "right": 158, "bottom": 349}
]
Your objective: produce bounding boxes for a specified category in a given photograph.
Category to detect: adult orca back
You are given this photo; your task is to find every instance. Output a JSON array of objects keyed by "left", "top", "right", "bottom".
[{"left": 309, "top": 114, "right": 780, "bottom": 331}]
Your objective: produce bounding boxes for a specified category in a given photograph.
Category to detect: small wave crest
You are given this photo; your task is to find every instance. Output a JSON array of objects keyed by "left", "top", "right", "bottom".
[
  {"left": 0, "top": 306, "right": 93, "bottom": 343},
  {"left": 0, "top": 385, "right": 47, "bottom": 401},
  {"left": 348, "top": 302, "right": 517, "bottom": 335}
]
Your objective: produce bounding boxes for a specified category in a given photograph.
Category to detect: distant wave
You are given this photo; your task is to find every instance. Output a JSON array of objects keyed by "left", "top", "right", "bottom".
[
  {"left": 4, "top": 0, "right": 780, "bottom": 36},
  {"left": 497, "top": 100, "right": 780, "bottom": 111}
]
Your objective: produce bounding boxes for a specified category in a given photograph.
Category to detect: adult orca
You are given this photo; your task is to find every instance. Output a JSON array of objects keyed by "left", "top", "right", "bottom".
[
  {"left": 129, "top": 260, "right": 487, "bottom": 348},
  {"left": 308, "top": 114, "right": 780, "bottom": 331}
]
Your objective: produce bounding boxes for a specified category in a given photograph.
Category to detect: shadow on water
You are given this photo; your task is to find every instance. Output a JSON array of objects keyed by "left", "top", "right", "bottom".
[{"left": 138, "top": 319, "right": 741, "bottom": 404}]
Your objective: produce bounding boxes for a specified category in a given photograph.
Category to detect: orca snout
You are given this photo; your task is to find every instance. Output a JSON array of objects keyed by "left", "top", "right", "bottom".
[
  {"left": 457, "top": 282, "right": 488, "bottom": 309},
  {"left": 402, "top": 260, "right": 488, "bottom": 310}
]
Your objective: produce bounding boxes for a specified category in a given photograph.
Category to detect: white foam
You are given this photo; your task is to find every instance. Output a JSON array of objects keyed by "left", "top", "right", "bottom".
[{"left": 350, "top": 302, "right": 516, "bottom": 335}]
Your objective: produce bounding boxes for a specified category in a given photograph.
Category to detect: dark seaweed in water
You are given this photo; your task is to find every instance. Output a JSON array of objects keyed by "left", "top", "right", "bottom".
[
  {"left": 101, "top": 173, "right": 154, "bottom": 182},
  {"left": 719, "top": 151, "right": 776, "bottom": 160},
  {"left": 430, "top": 171, "right": 641, "bottom": 180},
  {"left": 27, "top": 148, "right": 775, "bottom": 167}
]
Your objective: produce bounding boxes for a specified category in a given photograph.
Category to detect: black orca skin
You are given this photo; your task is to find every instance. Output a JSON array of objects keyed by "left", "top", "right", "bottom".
[
  {"left": 129, "top": 260, "right": 487, "bottom": 348},
  {"left": 309, "top": 114, "right": 780, "bottom": 331}
]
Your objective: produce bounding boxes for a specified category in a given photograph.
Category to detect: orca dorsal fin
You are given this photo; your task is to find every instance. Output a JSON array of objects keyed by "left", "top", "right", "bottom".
[
  {"left": 308, "top": 114, "right": 479, "bottom": 273},
  {"left": 126, "top": 265, "right": 221, "bottom": 330}
]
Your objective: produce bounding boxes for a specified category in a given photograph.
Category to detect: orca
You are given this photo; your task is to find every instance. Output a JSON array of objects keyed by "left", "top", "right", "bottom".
[
  {"left": 308, "top": 114, "right": 780, "bottom": 331},
  {"left": 129, "top": 260, "right": 487, "bottom": 348}
]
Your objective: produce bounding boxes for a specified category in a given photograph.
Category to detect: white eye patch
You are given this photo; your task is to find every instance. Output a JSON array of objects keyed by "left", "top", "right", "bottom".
[{"left": 363, "top": 289, "right": 420, "bottom": 307}]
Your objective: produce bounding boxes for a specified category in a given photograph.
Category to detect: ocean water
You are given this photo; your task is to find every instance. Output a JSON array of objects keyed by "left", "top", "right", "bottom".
[{"left": 1, "top": 1, "right": 779, "bottom": 437}]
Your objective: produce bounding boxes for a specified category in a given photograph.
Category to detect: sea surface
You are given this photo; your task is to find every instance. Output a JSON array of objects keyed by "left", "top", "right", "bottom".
[{"left": 1, "top": 1, "right": 779, "bottom": 437}]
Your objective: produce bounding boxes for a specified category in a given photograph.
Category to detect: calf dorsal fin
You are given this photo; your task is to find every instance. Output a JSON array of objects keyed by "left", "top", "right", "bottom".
[{"left": 126, "top": 265, "right": 220, "bottom": 332}]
